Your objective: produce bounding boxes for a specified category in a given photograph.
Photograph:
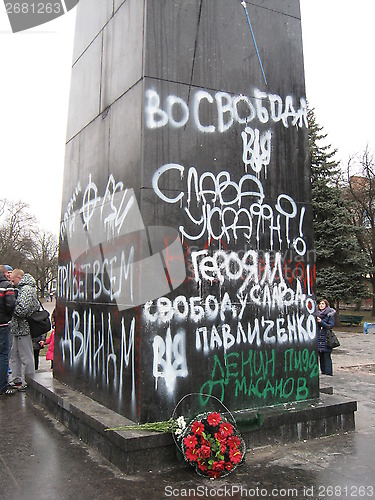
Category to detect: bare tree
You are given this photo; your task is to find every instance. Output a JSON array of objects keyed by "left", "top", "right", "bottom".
[
  {"left": 0, "top": 199, "right": 37, "bottom": 267},
  {"left": 346, "top": 147, "right": 375, "bottom": 314},
  {"left": 308, "top": 107, "right": 367, "bottom": 310},
  {"left": 0, "top": 199, "right": 59, "bottom": 298},
  {"left": 29, "top": 230, "right": 59, "bottom": 298}
]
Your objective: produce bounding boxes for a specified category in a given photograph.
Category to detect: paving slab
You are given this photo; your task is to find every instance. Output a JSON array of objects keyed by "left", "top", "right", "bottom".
[{"left": 0, "top": 328, "right": 374, "bottom": 499}]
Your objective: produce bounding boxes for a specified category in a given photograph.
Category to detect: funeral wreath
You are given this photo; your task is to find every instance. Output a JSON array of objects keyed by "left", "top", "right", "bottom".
[{"left": 174, "top": 411, "right": 246, "bottom": 479}]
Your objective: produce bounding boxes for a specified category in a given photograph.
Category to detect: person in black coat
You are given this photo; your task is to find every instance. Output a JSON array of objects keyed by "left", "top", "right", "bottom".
[
  {"left": 32, "top": 333, "right": 47, "bottom": 370},
  {"left": 317, "top": 299, "right": 336, "bottom": 376},
  {"left": 0, "top": 265, "right": 16, "bottom": 395}
]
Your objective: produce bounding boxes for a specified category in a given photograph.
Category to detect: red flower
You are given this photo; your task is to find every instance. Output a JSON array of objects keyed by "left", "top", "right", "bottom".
[
  {"left": 227, "top": 435, "right": 242, "bottom": 449},
  {"left": 219, "top": 421, "right": 234, "bottom": 437},
  {"left": 224, "top": 461, "right": 234, "bottom": 471},
  {"left": 212, "top": 460, "right": 225, "bottom": 472},
  {"left": 191, "top": 420, "right": 204, "bottom": 436},
  {"left": 213, "top": 435, "right": 227, "bottom": 454},
  {"left": 208, "top": 470, "right": 221, "bottom": 479},
  {"left": 184, "top": 434, "right": 198, "bottom": 449},
  {"left": 197, "top": 444, "right": 211, "bottom": 459},
  {"left": 216, "top": 430, "right": 230, "bottom": 445},
  {"left": 229, "top": 448, "right": 242, "bottom": 464},
  {"left": 207, "top": 412, "right": 222, "bottom": 427},
  {"left": 215, "top": 431, "right": 226, "bottom": 442},
  {"left": 185, "top": 447, "right": 198, "bottom": 462},
  {"left": 220, "top": 442, "right": 227, "bottom": 454}
]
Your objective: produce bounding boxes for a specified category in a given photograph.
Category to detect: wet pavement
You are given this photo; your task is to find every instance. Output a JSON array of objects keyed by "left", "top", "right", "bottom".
[{"left": 1, "top": 322, "right": 375, "bottom": 499}]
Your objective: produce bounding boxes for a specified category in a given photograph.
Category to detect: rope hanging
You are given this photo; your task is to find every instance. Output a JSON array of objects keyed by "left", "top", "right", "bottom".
[{"left": 241, "top": 0, "right": 268, "bottom": 86}]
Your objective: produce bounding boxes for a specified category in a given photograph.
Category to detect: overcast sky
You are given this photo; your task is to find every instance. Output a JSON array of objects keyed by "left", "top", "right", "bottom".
[
  {"left": 300, "top": 0, "right": 375, "bottom": 164},
  {"left": 0, "top": 1, "right": 373, "bottom": 235}
]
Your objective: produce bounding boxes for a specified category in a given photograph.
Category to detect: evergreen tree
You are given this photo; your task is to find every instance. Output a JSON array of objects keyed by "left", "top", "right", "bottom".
[{"left": 308, "top": 107, "right": 367, "bottom": 309}]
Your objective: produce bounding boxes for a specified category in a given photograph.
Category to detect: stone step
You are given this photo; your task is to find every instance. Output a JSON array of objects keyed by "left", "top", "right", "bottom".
[{"left": 26, "top": 371, "right": 357, "bottom": 474}]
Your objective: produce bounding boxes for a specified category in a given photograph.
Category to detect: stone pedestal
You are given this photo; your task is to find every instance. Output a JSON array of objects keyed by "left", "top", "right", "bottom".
[
  {"left": 56, "top": 0, "right": 317, "bottom": 423},
  {"left": 27, "top": 369, "right": 357, "bottom": 475}
]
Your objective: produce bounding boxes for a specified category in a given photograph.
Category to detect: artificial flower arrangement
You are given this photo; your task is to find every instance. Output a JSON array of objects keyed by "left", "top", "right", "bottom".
[
  {"left": 173, "top": 411, "right": 246, "bottom": 479},
  {"left": 106, "top": 394, "right": 250, "bottom": 480}
]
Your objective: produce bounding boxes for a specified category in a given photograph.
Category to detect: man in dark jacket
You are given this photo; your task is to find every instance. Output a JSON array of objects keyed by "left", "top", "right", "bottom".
[{"left": 0, "top": 265, "right": 16, "bottom": 395}]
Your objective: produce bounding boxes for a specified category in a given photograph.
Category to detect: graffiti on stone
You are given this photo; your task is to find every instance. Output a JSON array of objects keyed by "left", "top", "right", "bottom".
[{"left": 57, "top": 82, "right": 317, "bottom": 418}]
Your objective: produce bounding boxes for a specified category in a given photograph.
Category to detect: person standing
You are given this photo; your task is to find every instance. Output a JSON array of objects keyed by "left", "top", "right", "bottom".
[
  {"left": 317, "top": 299, "right": 336, "bottom": 376},
  {"left": 41, "top": 329, "right": 54, "bottom": 370},
  {"left": 0, "top": 265, "right": 16, "bottom": 396},
  {"left": 4, "top": 265, "right": 13, "bottom": 282},
  {"left": 4, "top": 265, "right": 14, "bottom": 380},
  {"left": 44, "top": 308, "right": 56, "bottom": 369},
  {"left": 33, "top": 333, "right": 47, "bottom": 370},
  {"left": 9, "top": 269, "right": 39, "bottom": 390}
]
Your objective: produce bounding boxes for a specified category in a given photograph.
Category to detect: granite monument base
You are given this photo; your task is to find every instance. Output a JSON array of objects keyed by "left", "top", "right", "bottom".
[{"left": 26, "top": 371, "right": 356, "bottom": 475}]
